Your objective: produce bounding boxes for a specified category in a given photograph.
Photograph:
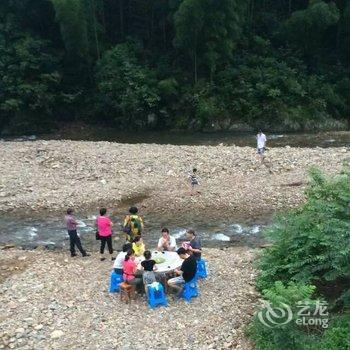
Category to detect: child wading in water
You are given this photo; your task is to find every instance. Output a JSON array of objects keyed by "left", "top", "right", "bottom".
[{"left": 188, "top": 168, "right": 200, "bottom": 196}]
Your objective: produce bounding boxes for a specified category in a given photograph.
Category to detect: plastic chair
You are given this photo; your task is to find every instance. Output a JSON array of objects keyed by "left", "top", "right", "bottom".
[
  {"left": 147, "top": 282, "right": 168, "bottom": 309},
  {"left": 109, "top": 271, "right": 123, "bottom": 293},
  {"left": 181, "top": 277, "right": 199, "bottom": 302},
  {"left": 196, "top": 259, "right": 208, "bottom": 279}
]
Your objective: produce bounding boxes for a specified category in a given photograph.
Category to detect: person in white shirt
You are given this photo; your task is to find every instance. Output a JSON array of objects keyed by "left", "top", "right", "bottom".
[
  {"left": 113, "top": 242, "right": 132, "bottom": 274},
  {"left": 256, "top": 130, "right": 267, "bottom": 162},
  {"left": 157, "top": 228, "right": 177, "bottom": 252}
]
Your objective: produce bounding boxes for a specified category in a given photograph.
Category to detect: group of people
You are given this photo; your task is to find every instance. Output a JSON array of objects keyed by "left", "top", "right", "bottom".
[
  {"left": 112, "top": 228, "right": 201, "bottom": 296},
  {"left": 64, "top": 206, "right": 143, "bottom": 259},
  {"left": 63, "top": 130, "right": 267, "bottom": 296},
  {"left": 64, "top": 206, "right": 202, "bottom": 296}
]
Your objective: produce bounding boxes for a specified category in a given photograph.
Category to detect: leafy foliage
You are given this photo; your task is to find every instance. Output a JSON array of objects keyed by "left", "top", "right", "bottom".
[
  {"left": 311, "top": 315, "right": 350, "bottom": 350},
  {"left": 249, "top": 167, "right": 350, "bottom": 350},
  {"left": 1, "top": 0, "right": 350, "bottom": 134},
  {"left": 0, "top": 11, "right": 60, "bottom": 134},
  {"left": 247, "top": 282, "right": 320, "bottom": 350},
  {"left": 95, "top": 42, "right": 160, "bottom": 129},
  {"left": 279, "top": 1, "right": 340, "bottom": 58},
  {"left": 257, "top": 167, "right": 350, "bottom": 307},
  {"left": 215, "top": 42, "right": 346, "bottom": 130},
  {"left": 174, "top": 0, "right": 245, "bottom": 82}
]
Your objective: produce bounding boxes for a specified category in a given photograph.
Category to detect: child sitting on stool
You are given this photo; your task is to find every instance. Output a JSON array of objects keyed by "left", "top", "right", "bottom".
[{"left": 141, "top": 250, "right": 157, "bottom": 295}]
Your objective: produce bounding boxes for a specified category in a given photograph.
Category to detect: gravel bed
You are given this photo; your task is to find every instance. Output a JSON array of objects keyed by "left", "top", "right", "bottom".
[
  {"left": 0, "top": 141, "right": 348, "bottom": 221},
  {"left": 0, "top": 247, "right": 257, "bottom": 350}
]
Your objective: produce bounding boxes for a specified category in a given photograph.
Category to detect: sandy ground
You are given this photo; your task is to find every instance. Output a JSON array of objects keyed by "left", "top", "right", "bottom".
[{"left": 0, "top": 247, "right": 257, "bottom": 350}]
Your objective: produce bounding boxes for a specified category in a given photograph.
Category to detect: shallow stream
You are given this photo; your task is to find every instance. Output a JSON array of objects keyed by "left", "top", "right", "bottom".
[
  {"left": 0, "top": 213, "right": 269, "bottom": 251},
  {"left": 3, "top": 129, "right": 348, "bottom": 251}
]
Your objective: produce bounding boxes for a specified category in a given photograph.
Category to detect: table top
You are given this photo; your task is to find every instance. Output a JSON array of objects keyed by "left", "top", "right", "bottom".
[{"left": 137, "top": 250, "right": 183, "bottom": 274}]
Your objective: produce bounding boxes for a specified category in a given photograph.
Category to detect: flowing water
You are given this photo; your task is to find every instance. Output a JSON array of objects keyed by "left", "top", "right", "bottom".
[
  {"left": 2, "top": 129, "right": 349, "bottom": 250},
  {"left": 0, "top": 213, "right": 268, "bottom": 251},
  {"left": 38, "top": 129, "right": 350, "bottom": 148}
]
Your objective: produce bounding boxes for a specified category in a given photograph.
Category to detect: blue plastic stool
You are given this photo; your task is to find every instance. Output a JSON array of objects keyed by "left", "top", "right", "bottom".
[
  {"left": 182, "top": 277, "right": 199, "bottom": 302},
  {"left": 147, "top": 282, "right": 168, "bottom": 308},
  {"left": 196, "top": 259, "right": 208, "bottom": 279},
  {"left": 109, "top": 271, "right": 123, "bottom": 293}
]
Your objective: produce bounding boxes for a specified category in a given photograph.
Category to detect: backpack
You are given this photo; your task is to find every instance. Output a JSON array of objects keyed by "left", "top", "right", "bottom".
[{"left": 123, "top": 215, "right": 142, "bottom": 237}]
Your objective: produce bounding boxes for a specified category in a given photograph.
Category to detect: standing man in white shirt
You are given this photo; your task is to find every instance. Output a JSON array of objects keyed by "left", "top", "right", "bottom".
[
  {"left": 157, "top": 228, "right": 177, "bottom": 251},
  {"left": 256, "top": 130, "right": 267, "bottom": 163}
]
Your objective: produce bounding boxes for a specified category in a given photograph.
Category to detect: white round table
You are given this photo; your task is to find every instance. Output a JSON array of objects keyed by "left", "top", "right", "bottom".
[{"left": 137, "top": 250, "right": 182, "bottom": 273}]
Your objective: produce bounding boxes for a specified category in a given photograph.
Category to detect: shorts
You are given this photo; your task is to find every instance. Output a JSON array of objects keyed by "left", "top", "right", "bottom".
[
  {"left": 257, "top": 147, "right": 265, "bottom": 155},
  {"left": 167, "top": 276, "right": 185, "bottom": 285},
  {"left": 143, "top": 271, "right": 156, "bottom": 285}
]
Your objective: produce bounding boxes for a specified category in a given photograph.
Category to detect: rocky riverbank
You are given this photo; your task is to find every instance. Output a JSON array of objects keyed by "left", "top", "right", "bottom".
[
  {"left": 0, "top": 247, "right": 257, "bottom": 350},
  {"left": 0, "top": 140, "right": 348, "bottom": 222}
]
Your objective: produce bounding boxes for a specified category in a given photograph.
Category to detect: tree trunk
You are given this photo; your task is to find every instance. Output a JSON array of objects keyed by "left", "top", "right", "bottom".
[
  {"left": 91, "top": 0, "right": 100, "bottom": 59},
  {"left": 288, "top": 0, "right": 292, "bottom": 15},
  {"left": 119, "top": 0, "right": 124, "bottom": 40},
  {"left": 194, "top": 49, "right": 198, "bottom": 84},
  {"left": 101, "top": 0, "right": 106, "bottom": 33},
  {"left": 194, "top": 32, "right": 198, "bottom": 84},
  {"left": 250, "top": 0, "right": 254, "bottom": 31},
  {"left": 162, "top": 18, "right": 166, "bottom": 50},
  {"left": 150, "top": 1, "right": 154, "bottom": 42}
]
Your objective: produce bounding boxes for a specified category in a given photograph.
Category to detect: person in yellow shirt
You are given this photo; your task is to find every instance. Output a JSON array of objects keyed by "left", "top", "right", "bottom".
[
  {"left": 132, "top": 236, "right": 145, "bottom": 257},
  {"left": 122, "top": 207, "right": 144, "bottom": 242}
]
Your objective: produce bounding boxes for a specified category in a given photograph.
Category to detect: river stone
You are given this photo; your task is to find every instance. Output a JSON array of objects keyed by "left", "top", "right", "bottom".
[{"left": 50, "top": 330, "right": 64, "bottom": 339}]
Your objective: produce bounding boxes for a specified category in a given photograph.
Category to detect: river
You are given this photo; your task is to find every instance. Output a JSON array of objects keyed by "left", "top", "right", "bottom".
[
  {"left": 0, "top": 213, "right": 268, "bottom": 250},
  {"left": 39, "top": 128, "right": 350, "bottom": 148},
  {"left": 2, "top": 129, "right": 349, "bottom": 251}
]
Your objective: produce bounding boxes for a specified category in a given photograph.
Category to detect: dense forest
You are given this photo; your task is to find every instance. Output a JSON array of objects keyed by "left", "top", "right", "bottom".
[{"left": 1, "top": 0, "right": 350, "bottom": 135}]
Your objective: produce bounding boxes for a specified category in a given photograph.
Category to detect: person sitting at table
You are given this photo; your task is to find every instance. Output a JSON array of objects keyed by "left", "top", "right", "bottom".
[
  {"left": 141, "top": 250, "right": 157, "bottom": 291},
  {"left": 186, "top": 229, "right": 202, "bottom": 260},
  {"left": 113, "top": 242, "right": 132, "bottom": 275},
  {"left": 123, "top": 249, "right": 143, "bottom": 293},
  {"left": 132, "top": 235, "right": 145, "bottom": 257},
  {"left": 157, "top": 228, "right": 177, "bottom": 252},
  {"left": 167, "top": 247, "right": 197, "bottom": 296}
]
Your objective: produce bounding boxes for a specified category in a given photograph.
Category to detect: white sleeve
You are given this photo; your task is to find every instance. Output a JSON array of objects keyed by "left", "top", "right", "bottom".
[
  {"left": 157, "top": 238, "right": 163, "bottom": 248},
  {"left": 113, "top": 254, "right": 119, "bottom": 268},
  {"left": 170, "top": 236, "right": 177, "bottom": 249}
]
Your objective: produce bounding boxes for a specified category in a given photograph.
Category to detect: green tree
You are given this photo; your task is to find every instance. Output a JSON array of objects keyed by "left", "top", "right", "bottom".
[
  {"left": 0, "top": 29, "right": 60, "bottom": 134},
  {"left": 279, "top": 1, "right": 340, "bottom": 60},
  {"left": 174, "top": 0, "right": 245, "bottom": 83},
  {"left": 95, "top": 42, "right": 160, "bottom": 129},
  {"left": 257, "top": 167, "right": 350, "bottom": 307},
  {"left": 51, "top": 0, "right": 89, "bottom": 59}
]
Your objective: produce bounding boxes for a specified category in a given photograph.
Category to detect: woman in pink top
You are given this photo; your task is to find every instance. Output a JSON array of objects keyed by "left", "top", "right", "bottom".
[
  {"left": 123, "top": 250, "right": 143, "bottom": 291},
  {"left": 96, "top": 208, "right": 114, "bottom": 261}
]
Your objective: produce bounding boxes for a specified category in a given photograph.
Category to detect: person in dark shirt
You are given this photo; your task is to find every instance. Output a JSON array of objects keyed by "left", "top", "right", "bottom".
[
  {"left": 167, "top": 247, "right": 197, "bottom": 295},
  {"left": 186, "top": 229, "right": 202, "bottom": 260},
  {"left": 141, "top": 250, "right": 157, "bottom": 285}
]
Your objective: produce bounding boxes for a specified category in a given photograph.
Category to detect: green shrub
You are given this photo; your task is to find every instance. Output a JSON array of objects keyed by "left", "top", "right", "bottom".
[
  {"left": 214, "top": 50, "right": 345, "bottom": 131},
  {"left": 248, "top": 282, "right": 320, "bottom": 350},
  {"left": 256, "top": 167, "right": 350, "bottom": 308},
  {"left": 95, "top": 42, "right": 160, "bottom": 129},
  {"left": 249, "top": 167, "right": 350, "bottom": 349},
  {"left": 310, "top": 315, "right": 350, "bottom": 350},
  {"left": 0, "top": 33, "right": 61, "bottom": 134}
]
